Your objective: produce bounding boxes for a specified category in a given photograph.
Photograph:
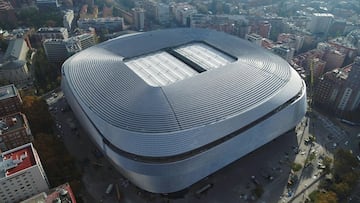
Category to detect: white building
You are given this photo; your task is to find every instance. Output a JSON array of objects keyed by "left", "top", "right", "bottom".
[
  {"left": 307, "top": 13, "right": 334, "bottom": 36},
  {"left": 36, "top": 27, "right": 69, "bottom": 41},
  {"left": 0, "top": 143, "right": 49, "bottom": 203},
  {"left": 77, "top": 17, "right": 124, "bottom": 32},
  {"left": 43, "top": 33, "right": 95, "bottom": 63}
]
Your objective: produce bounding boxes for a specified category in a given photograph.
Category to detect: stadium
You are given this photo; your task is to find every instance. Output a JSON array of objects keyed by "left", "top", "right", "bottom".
[{"left": 61, "top": 28, "right": 307, "bottom": 193}]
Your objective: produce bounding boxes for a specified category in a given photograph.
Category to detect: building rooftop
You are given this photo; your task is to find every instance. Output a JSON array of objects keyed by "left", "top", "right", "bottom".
[
  {"left": 3, "top": 38, "right": 28, "bottom": 61},
  {"left": 21, "top": 183, "right": 76, "bottom": 203},
  {"left": 313, "top": 13, "right": 334, "bottom": 17},
  {"left": 0, "top": 143, "right": 36, "bottom": 178},
  {"left": 0, "top": 112, "right": 27, "bottom": 135},
  {"left": 0, "top": 60, "right": 26, "bottom": 70},
  {"left": 0, "top": 84, "right": 18, "bottom": 101},
  {"left": 37, "top": 27, "right": 66, "bottom": 33},
  {"left": 78, "top": 17, "right": 123, "bottom": 23}
]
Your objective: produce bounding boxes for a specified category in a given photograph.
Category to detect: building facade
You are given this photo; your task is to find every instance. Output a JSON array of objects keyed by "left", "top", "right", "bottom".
[
  {"left": 77, "top": 17, "right": 124, "bottom": 32},
  {"left": 0, "top": 84, "right": 22, "bottom": 117},
  {"left": 0, "top": 38, "right": 31, "bottom": 86},
  {"left": 307, "top": 13, "right": 334, "bottom": 36},
  {"left": 0, "top": 143, "right": 49, "bottom": 203},
  {"left": 35, "top": 27, "right": 68, "bottom": 41},
  {"left": 43, "top": 33, "right": 96, "bottom": 63},
  {"left": 0, "top": 112, "right": 33, "bottom": 152},
  {"left": 314, "top": 57, "right": 360, "bottom": 115},
  {"left": 132, "top": 7, "right": 145, "bottom": 31}
]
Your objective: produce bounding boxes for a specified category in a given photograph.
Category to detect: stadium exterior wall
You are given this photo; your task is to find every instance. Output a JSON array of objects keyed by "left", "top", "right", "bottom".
[
  {"left": 61, "top": 78, "right": 306, "bottom": 193},
  {"left": 61, "top": 28, "right": 307, "bottom": 193}
]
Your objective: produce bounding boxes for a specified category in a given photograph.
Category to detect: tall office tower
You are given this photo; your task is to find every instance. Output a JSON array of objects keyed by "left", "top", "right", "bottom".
[
  {"left": 337, "top": 57, "right": 360, "bottom": 112},
  {"left": 132, "top": 7, "right": 145, "bottom": 31},
  {"left": 307, "top": 13, "right": 334, "bottom": 36}
]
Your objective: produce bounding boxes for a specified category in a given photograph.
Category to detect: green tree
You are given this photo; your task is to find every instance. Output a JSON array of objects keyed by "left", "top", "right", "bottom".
[
  {"left": 315, "top": 191, "right": 338, "bottom": 203},
  {"left": 331, "top": 182, "right": 350, "bottom": 200},
  {"left": 22, "top": 95, "right": 53, "bottom": 134},
  {"left": 291, "top": 162, "right": 302, "bottom": 172},
  {"left": 33, "top": 48, "right": 61, "bottom": 93}
]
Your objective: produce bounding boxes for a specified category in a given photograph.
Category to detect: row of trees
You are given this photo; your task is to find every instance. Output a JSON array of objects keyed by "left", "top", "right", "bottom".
[
  {"left": 22, "top": 96, "right": 83, "bottom": 201},
  {"left": 32, "top": 48, "right": 62, "bottom": 95},
  {"left": 308, "top": 149, "right": 360, "bottom": 203}
]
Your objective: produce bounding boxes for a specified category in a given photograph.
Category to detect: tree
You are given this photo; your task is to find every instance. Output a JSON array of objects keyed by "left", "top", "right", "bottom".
[
  {"left": 322, "top": 156, "right": 332, "bottom": 174},
  {"left": 315, "top": 191, "right": 338, "bottom": 203},
  {"left": 333, "top": 149, "right": 359, "bottom": 180},
  {"left": 291, "top": 162, "right": 302, "bottom": 172},
  {"left": 22, "top": 96, "right": 53, "bottom": 134},
  {"left": 331, "top": 182, "right": 350, "bottom": 200},
  {"left": 33, "top": 48, "right": 61, "bottom": 93},
  {"left": 33, "top": 133, "right": 81, "bottom": 187}
]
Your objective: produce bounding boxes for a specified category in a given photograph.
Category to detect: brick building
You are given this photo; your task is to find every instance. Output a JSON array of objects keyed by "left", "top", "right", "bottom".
[
  {"left": 0, "top": 112, "right": 33, "bottom": 152},
  {"left": 0, "top": 84, "right": 22, "bottom": 117}
]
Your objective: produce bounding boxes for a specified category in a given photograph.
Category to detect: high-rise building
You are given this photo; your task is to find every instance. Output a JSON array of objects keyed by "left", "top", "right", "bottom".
[
  {"left": 77, "top": 17, "right": 124, "bottom": 32},
  {"left": 314, "top": 57, "right": 360, "bottom": 114},
  {"left": 172, "top": 3, "right": 197, "bottom": 26},
  {"left": 257, "top": 21, "right": 271, "bottom": 38},
  {"left": 317, "top": 42, "right": 346, "bottom": 71},
  {"left": 0, "top": 38, "right": 31, "bottom": 86},
  {"left": 277, "top": 33, "right": 304, "bottom": 52},
  {"left": 314, "top": 68, "right": 346, "bottom": 107},
  {"left": 0, "top": 112, "right": 33, "bottom": 152},
  {"left": 43, "top": 33, "right": 96, "bottom": 63},
  {"left": 307, "top": 13, "right": 334, "bottom": 36},
  {"left": 0, "top": 84, "right": 22, "bottom": 117},
  {"left": 0, "top": 143, "right": 49, "bottom": 203},
  {"left": 338, "top": 57, "right": 360, "bottom": 112},
  {"left": 35, "top": 27, "right": 68, "bottom": 42},
  {"left": 272, "top": 45, "right": 295, "bottom": 63},
  {"left": 132, "top": 7, "right": 145, "bottom": 31},
  {"left": 155, "top": 2, "right": 169, "bottom": 25}
]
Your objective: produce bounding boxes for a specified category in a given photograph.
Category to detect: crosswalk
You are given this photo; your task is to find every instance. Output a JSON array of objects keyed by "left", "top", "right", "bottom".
[{"left": 315, "top": 112, "right": 347, "bottom": 142}]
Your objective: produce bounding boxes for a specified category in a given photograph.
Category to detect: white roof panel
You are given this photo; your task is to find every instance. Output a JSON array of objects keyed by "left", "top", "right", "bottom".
[
  {"left": 125, "top": 51, "right": 198, "bottom": 87},
  {"left": 174, "top": 43, "right": 236, "bottom": 71}
]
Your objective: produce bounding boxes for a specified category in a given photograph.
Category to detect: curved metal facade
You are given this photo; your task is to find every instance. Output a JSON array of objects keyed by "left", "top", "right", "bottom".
[{"left": 61, "top": 28, "right": 307, "bottom": 193}]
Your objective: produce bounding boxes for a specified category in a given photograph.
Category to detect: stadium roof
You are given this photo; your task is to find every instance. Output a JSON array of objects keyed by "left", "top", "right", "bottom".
[{"left": 63, "top": 28, "right": 298, "bottom": 133}]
